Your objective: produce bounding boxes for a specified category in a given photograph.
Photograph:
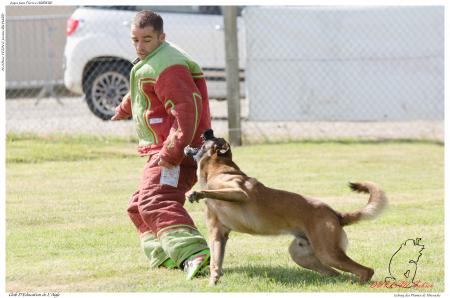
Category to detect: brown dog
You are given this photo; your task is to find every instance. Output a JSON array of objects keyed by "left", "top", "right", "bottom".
[{"left": 184, "top": 129, "right": 387, "bottom": 285}]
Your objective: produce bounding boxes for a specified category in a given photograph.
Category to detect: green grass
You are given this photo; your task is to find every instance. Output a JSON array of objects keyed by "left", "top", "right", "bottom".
[{"left": 5, "top": 134, "right": 444, "bottom": 292}]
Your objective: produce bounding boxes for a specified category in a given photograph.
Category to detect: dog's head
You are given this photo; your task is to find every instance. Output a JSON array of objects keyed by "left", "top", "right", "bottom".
[{"left": 184, "top": 129, "right": 232, "bottom": 162}]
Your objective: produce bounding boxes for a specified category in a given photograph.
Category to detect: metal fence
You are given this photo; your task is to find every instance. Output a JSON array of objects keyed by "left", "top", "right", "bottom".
[{"left": 5, "top": 6, "right": 444, "bottom": 143}]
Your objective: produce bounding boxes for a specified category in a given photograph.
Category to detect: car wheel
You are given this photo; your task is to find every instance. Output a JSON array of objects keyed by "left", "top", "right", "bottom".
[{"left": 84, "top": 62, "right": 131, "bottom": 120}]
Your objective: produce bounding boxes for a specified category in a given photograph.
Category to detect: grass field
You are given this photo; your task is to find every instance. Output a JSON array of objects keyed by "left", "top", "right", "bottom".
[{"left": 5, "top": 133, "right": 444, "bottom": 292}]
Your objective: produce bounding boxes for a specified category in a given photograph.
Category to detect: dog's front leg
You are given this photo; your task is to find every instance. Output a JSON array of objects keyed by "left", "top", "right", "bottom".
[
  {"left": 187, "top": 188, "right": 248, "bottom": 203},
  {"left": 207, "top": 207, "right": 230, "bottom": 285},
  {"left": 186, "top": 190, "right": 203, "bottom": 203}
]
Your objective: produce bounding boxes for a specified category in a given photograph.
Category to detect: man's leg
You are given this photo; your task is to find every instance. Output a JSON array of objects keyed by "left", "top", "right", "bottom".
[
  {"left": 138, "top": 155, "right": 210, "bottom": 278},
  {"left": 127, "top": 190, "right": 175, "bottom": 269}
]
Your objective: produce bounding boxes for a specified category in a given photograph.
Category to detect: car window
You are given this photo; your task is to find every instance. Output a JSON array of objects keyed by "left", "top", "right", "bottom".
[
  {"left": 136, "top": 6, "right": 197, "bottom": 14},
  {"left": 83, "top": 6, "right": 138, "bottom": 11},
  {"left": 82, "top": 6, "right": 244, "bottom": 16},
  {"left": 136, "top": 6, "right": 222, "bottom": 15}
]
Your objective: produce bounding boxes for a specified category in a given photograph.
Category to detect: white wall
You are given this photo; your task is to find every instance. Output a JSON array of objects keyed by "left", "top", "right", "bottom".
[
  {"left": 244, "top": 6, "right": 444, "bottom": 121},
  {"left": 6, "top": 6, "right": 76, "bottom": 88}
]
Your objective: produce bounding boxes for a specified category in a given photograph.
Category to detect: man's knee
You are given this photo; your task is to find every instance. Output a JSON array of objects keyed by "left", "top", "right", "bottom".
[{"left": 138, "top": 189, "right": 185, "bottom": 212}]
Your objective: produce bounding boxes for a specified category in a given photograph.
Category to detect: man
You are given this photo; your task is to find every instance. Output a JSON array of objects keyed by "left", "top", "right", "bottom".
[{"left": 111, "top": 10, "right": 211, "bottom": 280}]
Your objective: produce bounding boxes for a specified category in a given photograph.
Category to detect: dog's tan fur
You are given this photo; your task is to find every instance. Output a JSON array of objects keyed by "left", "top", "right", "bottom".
[{"left": 186, "top": 135, "right": 387, "bottom": 285}]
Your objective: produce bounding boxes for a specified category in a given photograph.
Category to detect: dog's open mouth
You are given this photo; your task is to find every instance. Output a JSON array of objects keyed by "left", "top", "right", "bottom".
[
  {"left": 184, "top": 129, "right": 218, "bottom": 161},
  {"left": 184, "top": 146, "right": 200, "bottom": 158}
]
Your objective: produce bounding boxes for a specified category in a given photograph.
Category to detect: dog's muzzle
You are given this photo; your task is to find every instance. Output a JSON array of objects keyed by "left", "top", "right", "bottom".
[{"left": 184, "top": 146, "right": 200, "bottom": 158}]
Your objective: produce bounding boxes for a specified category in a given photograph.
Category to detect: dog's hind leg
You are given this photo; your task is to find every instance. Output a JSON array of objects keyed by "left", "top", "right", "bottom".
[
  {"left": 340, "top": 230, "right": 348, "bottom": 252},
  {"left": 308, "top": 221, "right": 374, "bottom": 282},
  {"left": 289, "top": 236, "right": 340, "bottom": 277},
  {"left": 206, "top": 205, "right": 231, "bottom": 285},
  {"left": 317, "top": 246, "right": 374, "bottom": 282}
]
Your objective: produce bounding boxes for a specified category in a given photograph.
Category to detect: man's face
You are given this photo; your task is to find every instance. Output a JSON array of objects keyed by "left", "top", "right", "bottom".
[{"left": 131, "top": 25, "right": 165, "bottom": 60}]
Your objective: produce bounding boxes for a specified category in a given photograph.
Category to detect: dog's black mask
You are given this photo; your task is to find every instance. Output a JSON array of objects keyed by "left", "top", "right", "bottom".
[
  {"left": 202, "top": 129, "right": 215, "bottom": 141},
  {"left": 184, "top": 129, "right": 216, "bottom": 159}
]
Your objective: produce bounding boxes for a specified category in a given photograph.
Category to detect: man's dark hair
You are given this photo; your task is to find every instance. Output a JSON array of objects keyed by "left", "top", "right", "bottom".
[{"left": 133, "top": 10, "right": 164, "bottom": 33}]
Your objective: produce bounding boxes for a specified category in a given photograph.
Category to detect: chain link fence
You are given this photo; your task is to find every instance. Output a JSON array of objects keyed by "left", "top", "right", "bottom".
[
  {"left": 5, "top": 6, "right": 444, "bottom": 143},
  {"left": 6, "top": 14, "right": 71, "bottom": 101}
]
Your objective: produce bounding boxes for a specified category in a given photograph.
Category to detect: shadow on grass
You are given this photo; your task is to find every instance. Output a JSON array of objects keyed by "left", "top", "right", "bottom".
[{"left": 225, "top": 265, "right": 358, "bottom": 288}]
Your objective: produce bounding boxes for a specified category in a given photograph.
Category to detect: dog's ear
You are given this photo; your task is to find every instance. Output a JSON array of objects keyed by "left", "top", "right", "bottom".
[
  {"left": 213, "top": 138, "right": 231, "bottom": 156},
  {"left": 218, "top": 142, "right": 230, "bottom": 155}
]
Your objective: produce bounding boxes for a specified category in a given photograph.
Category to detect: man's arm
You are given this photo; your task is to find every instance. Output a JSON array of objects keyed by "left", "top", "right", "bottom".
[
  {"left": 111, "top": 92, "right": 132, "bottom": 120},
  {"left": 155, "top": 64, "right": 203, "bottom": 166}
]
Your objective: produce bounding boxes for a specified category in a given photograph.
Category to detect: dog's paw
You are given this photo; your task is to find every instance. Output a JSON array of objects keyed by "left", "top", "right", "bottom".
[
  {"left": 209, "top": 276, "right": 220, "bottom": 286},
  {"left": 186, "top": 191, "right": 200, "bottom": 203}
]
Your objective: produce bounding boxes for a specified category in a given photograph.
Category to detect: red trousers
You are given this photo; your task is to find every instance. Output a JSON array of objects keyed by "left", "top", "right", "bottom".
[{"left": 127, "top": 153, "right": 198, "bottom": 236}]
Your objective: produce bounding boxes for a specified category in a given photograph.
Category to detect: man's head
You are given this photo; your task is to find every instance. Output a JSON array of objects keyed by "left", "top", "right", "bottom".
[{"left": 131, "top": 10, "right": 166, "bottom": 60}]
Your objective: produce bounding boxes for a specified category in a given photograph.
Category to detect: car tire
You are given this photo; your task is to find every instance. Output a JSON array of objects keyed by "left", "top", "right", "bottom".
[{"left": 84, "top": 61, "right": 132, "bottom": 120}]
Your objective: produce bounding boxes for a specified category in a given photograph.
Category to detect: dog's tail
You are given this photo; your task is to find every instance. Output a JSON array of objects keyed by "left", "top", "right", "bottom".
[{"left": 338, "top": 181, "right": 388, "bottom": 226}]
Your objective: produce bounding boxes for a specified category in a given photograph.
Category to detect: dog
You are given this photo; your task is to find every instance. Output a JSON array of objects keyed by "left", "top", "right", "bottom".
[{"left": 184, "top": 129, "right": 387, "bottom": 285}]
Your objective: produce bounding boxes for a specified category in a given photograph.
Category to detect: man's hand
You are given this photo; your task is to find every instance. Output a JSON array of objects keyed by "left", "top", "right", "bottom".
[
  {"left": 111, "top": 113, "right": 124, "bottom": 121},
  {"left": 158, "top": 158, "right": 176, "bottom": 168},
  {"left": 111, "top": 92, "right": 131, "bottom": 121}
]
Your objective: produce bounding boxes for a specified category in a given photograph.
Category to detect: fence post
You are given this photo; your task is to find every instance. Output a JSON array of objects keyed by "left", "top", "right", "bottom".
[{"left": 223, "top": 6, "right": 242, "bottom": 146}]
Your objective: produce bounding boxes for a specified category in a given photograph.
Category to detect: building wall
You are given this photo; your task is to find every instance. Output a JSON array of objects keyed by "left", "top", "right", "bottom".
[
  {"left": 245, "top": 6, "right": 444, "bottom": 121},
  {"left": 6, "top": 6, "right": 76, "bottom": 87}
]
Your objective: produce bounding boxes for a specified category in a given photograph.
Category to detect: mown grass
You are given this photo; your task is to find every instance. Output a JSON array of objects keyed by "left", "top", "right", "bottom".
[{"left": 5, "top": 134, "right": 444, "bottom": 292}]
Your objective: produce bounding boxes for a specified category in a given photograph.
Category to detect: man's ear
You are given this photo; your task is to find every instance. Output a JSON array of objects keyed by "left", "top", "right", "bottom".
[{"left": 159, "top": 32, "right": 166, "bottom": 42}]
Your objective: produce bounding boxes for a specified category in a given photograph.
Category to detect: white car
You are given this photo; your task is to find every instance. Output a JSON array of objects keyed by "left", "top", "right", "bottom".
[{"left": 63, "top": 5, "right": 245, "bottom": 120}]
